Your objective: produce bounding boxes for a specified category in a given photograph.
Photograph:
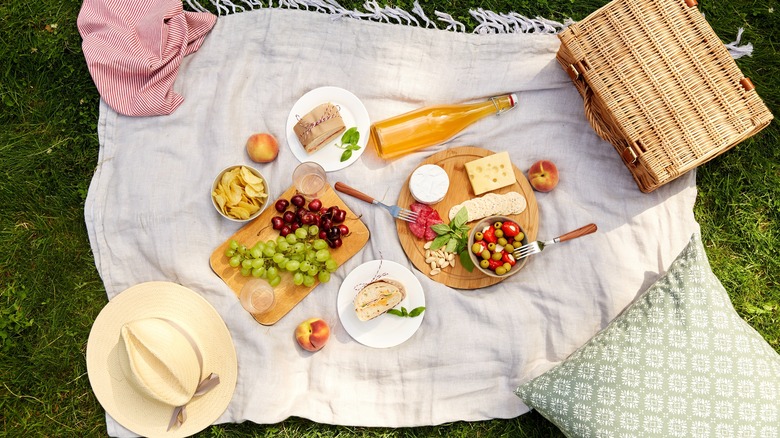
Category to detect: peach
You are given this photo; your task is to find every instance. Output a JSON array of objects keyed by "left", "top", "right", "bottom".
[
  {"left": 246, "top": 133, "right": 279, "bottom": 163},
  {"left": 528, "top": 160, "right": 559, "bottom": 192},
  {"left": 294, "top": 318, "right": 330, "bottom": 352}
]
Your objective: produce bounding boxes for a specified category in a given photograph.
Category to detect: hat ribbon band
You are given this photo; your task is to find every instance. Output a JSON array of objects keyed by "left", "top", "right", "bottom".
[
  {"left": 158, "top": 318, "right": 221, "bottom": 431},
  {"left": 167, "top": 373, "right": 221, "bottom": 431}
]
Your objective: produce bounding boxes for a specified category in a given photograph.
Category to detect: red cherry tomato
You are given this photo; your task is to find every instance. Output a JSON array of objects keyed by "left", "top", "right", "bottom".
[
  {"left": 501, "top": 252, "right": 516, "bottom": 266},
  {"left": 487, "top": 259, "right": 503, "bottom": 270},
  {"left": 501, "top": 221, "right": 521, "bottom": 237},
  {"left": 482, "top": 226, "right": 497, "bottom": 244}
]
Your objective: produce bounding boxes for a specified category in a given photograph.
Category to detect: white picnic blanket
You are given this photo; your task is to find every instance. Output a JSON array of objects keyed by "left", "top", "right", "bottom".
[{"left": 84, "top": 7, "right": 700, "bottom": 436}]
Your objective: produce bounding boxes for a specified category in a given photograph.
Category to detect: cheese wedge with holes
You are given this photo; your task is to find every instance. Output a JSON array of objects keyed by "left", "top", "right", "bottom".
[{"left": 464, "top": 151, "right": 516, "bottom": 195}]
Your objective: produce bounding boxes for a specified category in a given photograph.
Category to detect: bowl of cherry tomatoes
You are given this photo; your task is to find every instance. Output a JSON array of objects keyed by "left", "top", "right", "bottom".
[{"left": 468, "top": 216, "right": 528, "bottom": 278}]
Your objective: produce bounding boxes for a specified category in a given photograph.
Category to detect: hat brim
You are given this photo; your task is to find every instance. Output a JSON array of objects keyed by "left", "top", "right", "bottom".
[{"left": 87, "top": 282, "right": 237, "bottom": 437}]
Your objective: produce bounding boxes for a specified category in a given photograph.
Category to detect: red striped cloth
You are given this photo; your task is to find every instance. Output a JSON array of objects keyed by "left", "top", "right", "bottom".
[{"left": 77, "top": 0, "right": 217, "bottom": 117}]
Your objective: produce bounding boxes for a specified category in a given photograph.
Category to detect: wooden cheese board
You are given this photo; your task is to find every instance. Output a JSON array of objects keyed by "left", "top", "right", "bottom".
[
  {"left": 396, "top": 146, "right": 539, "bottom": 289},
  {"left": 210, "top": 183, "right": 370, "bottom": 325}
]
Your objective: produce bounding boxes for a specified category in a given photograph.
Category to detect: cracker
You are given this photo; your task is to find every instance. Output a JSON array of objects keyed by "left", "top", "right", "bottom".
[{"left": 449, "top": 191, "right": 527, "bottom": 222}]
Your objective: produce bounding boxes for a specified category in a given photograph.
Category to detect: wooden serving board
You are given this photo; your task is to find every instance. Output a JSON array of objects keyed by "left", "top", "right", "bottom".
[
  {"left": 210, "top": 183, "right": 370, "bottom": 325},
  {"left": 396, "top": 146, "right": 539, "bottom": 289}
]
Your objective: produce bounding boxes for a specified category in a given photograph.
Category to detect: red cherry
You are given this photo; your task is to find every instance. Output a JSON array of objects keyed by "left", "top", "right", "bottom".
[
  {"left": 274, "top": 199, "right": 289, "bottom": 213},
  {"left": 302, "top": 212, "right": 316, "bottom": 225},
  {"left": 280, "top": 226, "right": 291, "bottom": 237},
  {"left": 327, "top": 226, "right": 341, "bottom": 241},
  {"left": 282, "top": 211, "right": 296, "bottom": 224},
  {"left": 291, "top": 194, "right": 305, "bottom": 208},
  {"left": 332, "top": 208, "right": 347, "bottom": 223},
  {"left": 271, "top": 216, "right": 284, "bottom": 230},
  {"left": 338, "top": 224, "right": 349, "bottom": 236},
  {"left": 318, "top": 230, "right": 328, "bottom": 240},
  {"left": 308, "top": 199, "right": 322, "bottom": 212}
]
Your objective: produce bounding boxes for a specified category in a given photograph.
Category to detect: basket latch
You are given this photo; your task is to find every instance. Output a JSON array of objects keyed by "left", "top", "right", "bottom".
[
  {"left": 621, "top": 141, "right": 645, "bottom": 166},
  {"left": 567, "top": 60, "right": 590, "bottom": 82}
]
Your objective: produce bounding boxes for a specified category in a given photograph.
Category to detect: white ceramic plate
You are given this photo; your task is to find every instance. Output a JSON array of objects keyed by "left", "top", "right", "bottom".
[
  {"left": 286, "top": 86, "right": 370, "bottom": 172},
  {"left": 337, "top": 260, "right": 425, "bottom": 348}
]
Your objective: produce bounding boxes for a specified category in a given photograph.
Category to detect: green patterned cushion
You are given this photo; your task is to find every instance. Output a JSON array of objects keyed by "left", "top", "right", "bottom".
[{"left": 515, "top": 233, "right": 780, "bottom": 437}]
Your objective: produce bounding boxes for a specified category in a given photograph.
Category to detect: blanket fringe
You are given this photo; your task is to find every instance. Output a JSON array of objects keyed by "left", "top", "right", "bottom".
[{"left": 192, "top": 0, "right": 753, "bottom": 57}]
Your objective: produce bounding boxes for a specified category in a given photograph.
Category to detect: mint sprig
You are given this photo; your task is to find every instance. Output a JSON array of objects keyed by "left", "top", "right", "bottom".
[{"left": 336, "top": 127, "right": 361, "bottom": 162}]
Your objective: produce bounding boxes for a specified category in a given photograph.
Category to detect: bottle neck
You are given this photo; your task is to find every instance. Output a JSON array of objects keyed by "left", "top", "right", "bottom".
[
  {"left": 490, "top": 93, "right": 518, "bottom": 114},
  {"left": 455, "top": 93, "right": 518, "bottom": 122}
]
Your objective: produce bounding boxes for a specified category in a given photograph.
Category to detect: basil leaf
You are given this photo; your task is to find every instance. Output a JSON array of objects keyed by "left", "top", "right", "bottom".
[
  {"left": 459, "top": 250, "right": 475, "bottom": 272},
  {"left": 387, "top": 309, "right": 404, "bottom": 317},
  {"left": 400, "top": 307, "right": 409, "bottom": 316},
  {"left": 445, "top": 237, "right": 458, "bottom": 253},
  {"left": 431, "top": 223, "right": 451, "bottom": 235},
  {"left": 453, "top": 237, "right": 467, "bottom": 254},
  {"left": 409, "top": 306, "right": 426, "bottom": 317},
  {"left": 430, "top": 234, "right": 450, "bottom": 250},
  {"left": 348, "top": 144, "right": 362, "bottom": 151},
  {"left": 452, "top": 207, "right": 468, "bottom": 228},
  {"left": 340, "top": 149, "right": 353, "bottom": 162},
  {"left": 342, "top": 127, "right": 360, "bottom": 145}
]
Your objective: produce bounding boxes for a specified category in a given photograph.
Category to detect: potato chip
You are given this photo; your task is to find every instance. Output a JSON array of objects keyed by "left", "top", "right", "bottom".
[{"left": 212, "top": 166, "right": 268, "bottom": 220}]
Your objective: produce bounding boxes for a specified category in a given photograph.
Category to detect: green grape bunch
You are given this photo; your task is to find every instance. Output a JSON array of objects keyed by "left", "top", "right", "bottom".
[{"left": 224, "top": 223, "right": 338, "bottom": 288}]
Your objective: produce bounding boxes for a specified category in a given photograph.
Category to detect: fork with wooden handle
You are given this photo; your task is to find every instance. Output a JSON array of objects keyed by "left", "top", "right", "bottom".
[
  {"left": 334, "top": 182, "right": 419, "bottom": 223},
  {"left": 513, "top": 223, "right": 598, "bottom": 260}
]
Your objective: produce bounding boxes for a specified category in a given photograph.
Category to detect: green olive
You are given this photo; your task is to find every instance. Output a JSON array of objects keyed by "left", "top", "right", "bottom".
[
  {"left": 493, "top": 221, "right": 503, "bottom": 229},
  {"left": 497, "top": 237, "right": 508, "bottom": 246},
  {"left": 475, "top": 231, "right": 484, "bottom": 241},
  {"left": 514, "top": 232, "right": 525, "bottom": 242},
  {"left": 512, "top": 241, "right": 523, "bottom": 249},
  {"left": 472, "top": 243, "right": 483, "bottom": 254},
  {"left": 480, "top": 259, "right": 490, "bottom": 269},
  {"left": 505, "top": 244, "right": 515, "bottom": 252},
  {"left": 491, "top": 252, "right": 503, "bottom": 261},
  {"left": 481, "top": 249, "right": 491, "bottom": 260},
  {"left": 503, "top": 262, "right": 512, "bottom": 271},
  {"left": 495, "top": 266, "right": 507, "bottom": 275},
  {"left": 487, "top": 242, "right": 496, "bottom": 251},
  {"left": 494, "top": 229, "right": 504, "bottom": 238}
]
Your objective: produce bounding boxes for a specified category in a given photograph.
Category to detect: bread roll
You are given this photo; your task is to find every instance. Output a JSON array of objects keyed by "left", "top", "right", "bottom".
[{"left": 353, "top": 278, "right": 406, "bottom": 321}]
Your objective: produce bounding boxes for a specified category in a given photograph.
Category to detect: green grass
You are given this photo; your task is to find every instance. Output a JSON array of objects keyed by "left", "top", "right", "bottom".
[{"left": 1, "top": 0, "right": 777, "bottom": 436}]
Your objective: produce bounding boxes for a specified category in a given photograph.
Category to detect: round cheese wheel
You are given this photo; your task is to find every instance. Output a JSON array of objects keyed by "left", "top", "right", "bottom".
[{"left": 409, "top": 164, "right": 449, "bottom": 205}]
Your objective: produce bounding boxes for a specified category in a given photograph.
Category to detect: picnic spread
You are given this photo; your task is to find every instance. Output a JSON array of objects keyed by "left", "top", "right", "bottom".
[{"left": 80, "top": 0, "right": 779, "bottom": 437}]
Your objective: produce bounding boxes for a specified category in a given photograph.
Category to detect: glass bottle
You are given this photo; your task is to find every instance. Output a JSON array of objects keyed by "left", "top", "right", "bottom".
[{"left": 369, "top": 93, "right": 518, "bottom": 160}]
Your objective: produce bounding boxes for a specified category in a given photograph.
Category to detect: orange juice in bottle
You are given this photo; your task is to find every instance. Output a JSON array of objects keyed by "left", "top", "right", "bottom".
[{"left": 369, "top": 93, "right": 518, "bottom": 160}]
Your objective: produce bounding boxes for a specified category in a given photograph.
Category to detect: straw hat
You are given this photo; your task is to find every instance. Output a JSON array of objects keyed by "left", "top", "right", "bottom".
[{"left": 87, "top": 282, "right": 237, "bottom": 437}]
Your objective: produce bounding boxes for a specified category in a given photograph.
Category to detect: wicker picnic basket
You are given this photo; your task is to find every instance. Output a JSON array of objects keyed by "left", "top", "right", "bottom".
[{"left": 557, "top": 0, "right": 773, "bottom": 192}]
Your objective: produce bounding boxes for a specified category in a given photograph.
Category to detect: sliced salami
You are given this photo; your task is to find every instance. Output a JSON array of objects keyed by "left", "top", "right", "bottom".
[{"left": 408, "top": 202, "right": 443, "bottom": 241}]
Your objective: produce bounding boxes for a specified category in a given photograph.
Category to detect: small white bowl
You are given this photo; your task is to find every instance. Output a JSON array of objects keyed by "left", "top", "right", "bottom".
[
  {"left": 468, "top": 215, "right": 529, "bottom": 278},
  {"left": 211, "top": 165, "right": 270, "bottom": 222}
]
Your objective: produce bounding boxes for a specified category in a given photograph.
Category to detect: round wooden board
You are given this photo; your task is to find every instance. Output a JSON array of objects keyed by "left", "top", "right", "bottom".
[{"left": 396, "top": 146, "right": 539, "bottom": 289}]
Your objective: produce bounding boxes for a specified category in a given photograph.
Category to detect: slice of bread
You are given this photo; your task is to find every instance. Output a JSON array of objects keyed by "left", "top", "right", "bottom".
[{"left": 353, "top": 278, "right": 406, "bottom": 321}]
